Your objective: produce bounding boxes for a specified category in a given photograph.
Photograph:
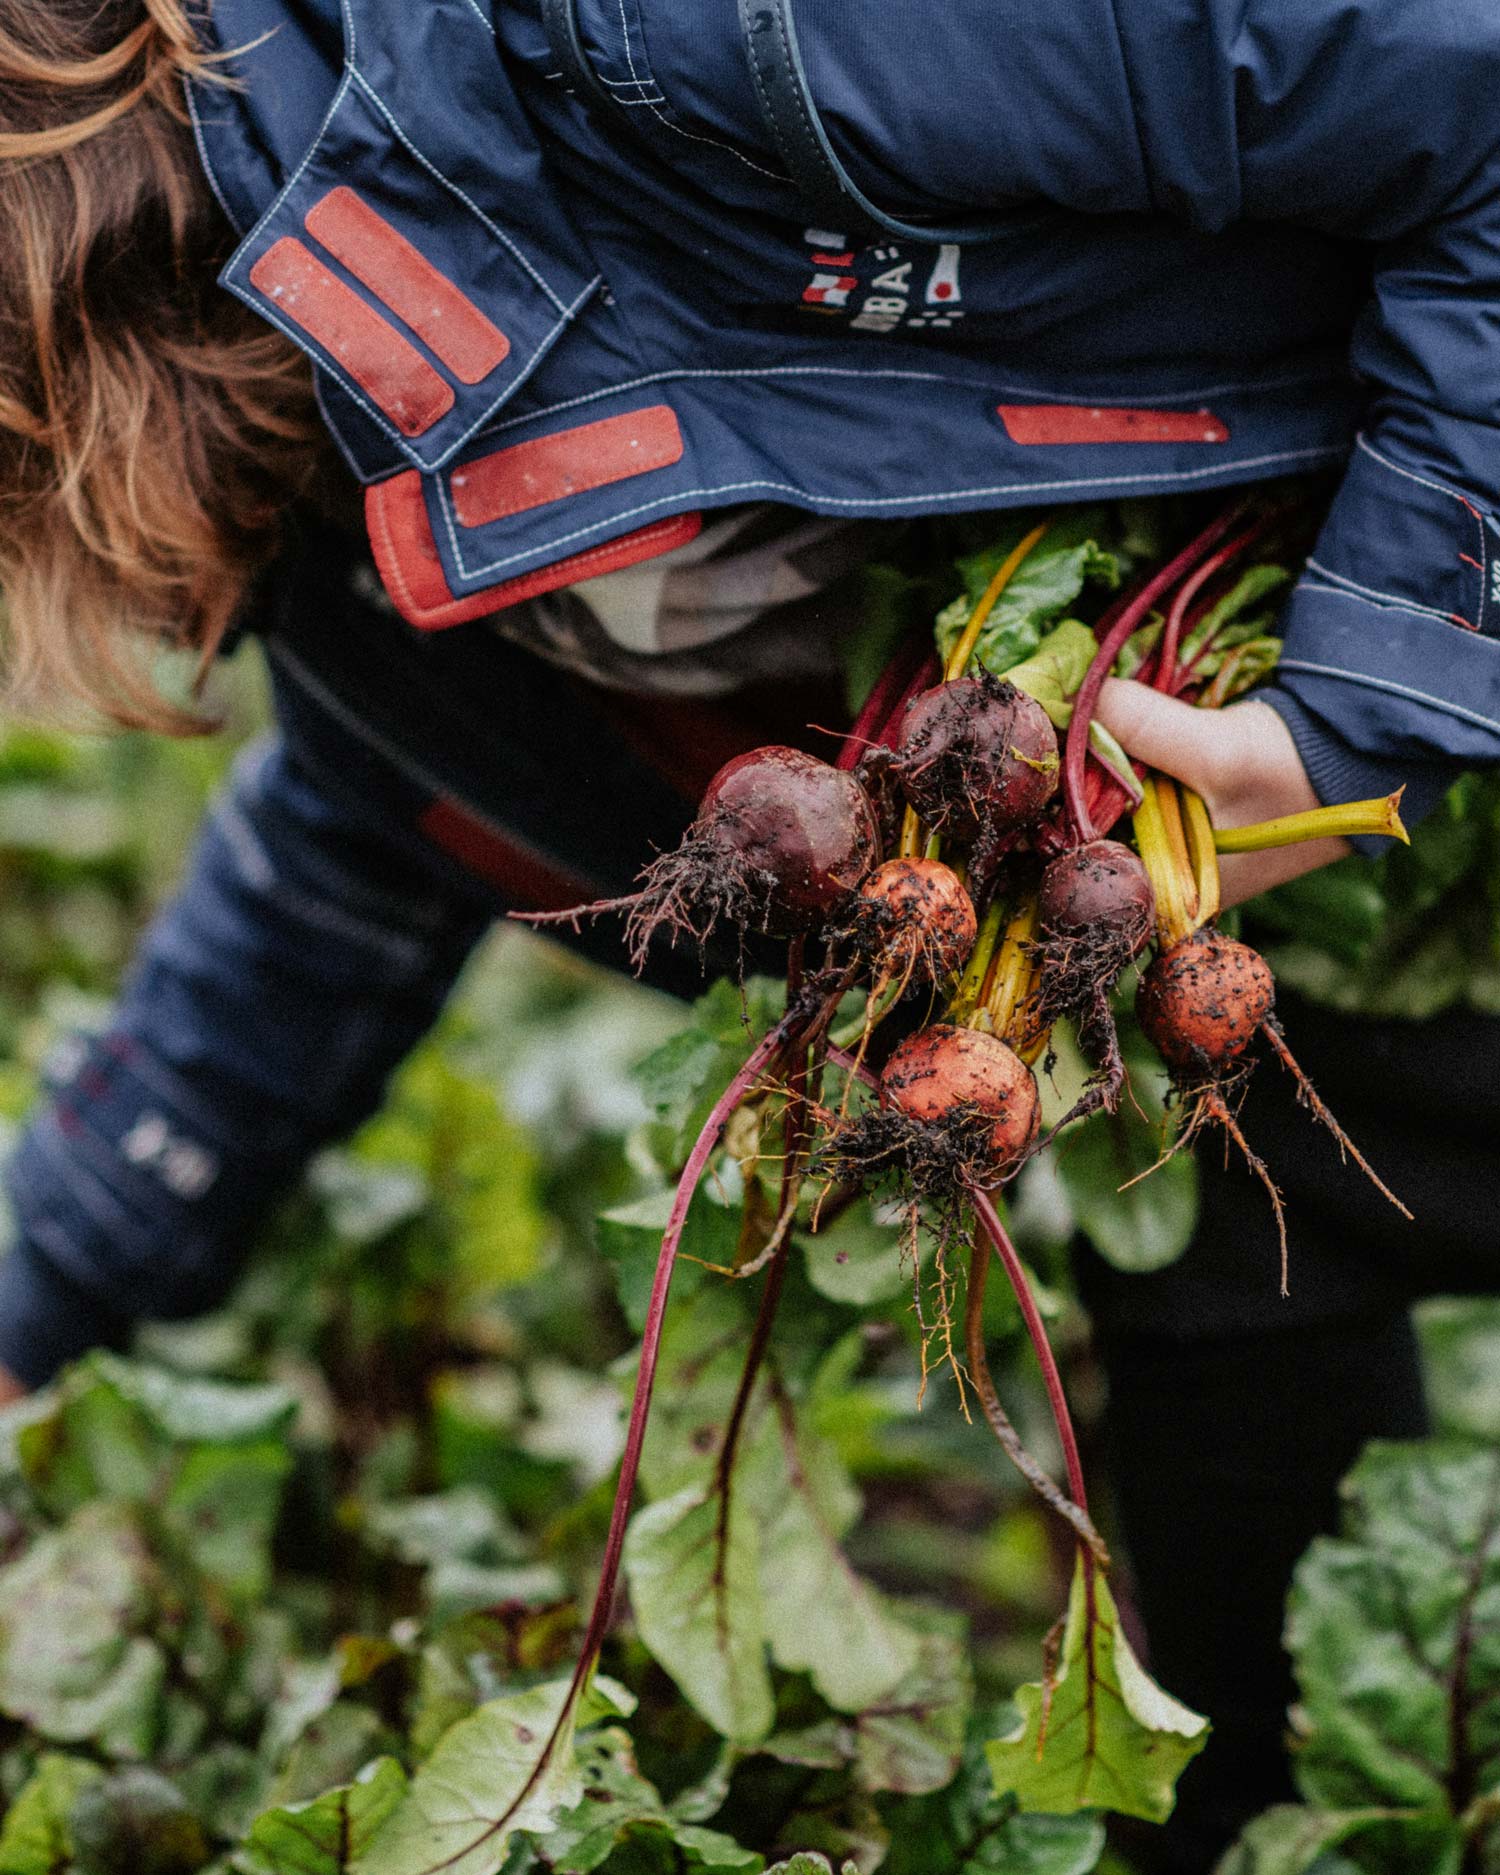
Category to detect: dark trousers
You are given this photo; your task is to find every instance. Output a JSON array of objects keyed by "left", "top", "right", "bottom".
[{"left": 1080, "top": 990, "right": 1500, "bottom": 1869}]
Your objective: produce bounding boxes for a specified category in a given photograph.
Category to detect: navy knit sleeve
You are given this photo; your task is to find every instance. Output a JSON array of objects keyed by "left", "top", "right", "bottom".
[
  {"left": 0, "top": 736, "right": 490, "bottom": 1386},
  {"left": 1111, "top": 0, "right": 1500, "bottom": 780}
]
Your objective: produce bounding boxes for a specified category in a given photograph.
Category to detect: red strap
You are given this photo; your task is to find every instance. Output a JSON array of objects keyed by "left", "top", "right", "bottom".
[
  {"left": 365, "top": 468, "right": 703, "bottom": 631},
  {"left": 450, "top": 406, "right": 685, "bottom": 527},
  {"left": 997, "top": 404, "right": 1229, "bottom": 445},
  {"left": 305, "top": 188, "right": 510, "bottom": 386},
  {"left": 250, "top": 238, "right": 454, "bottom": 437},
  {"left": 419, "top": 797, "right": 596, "bottom": 908}
]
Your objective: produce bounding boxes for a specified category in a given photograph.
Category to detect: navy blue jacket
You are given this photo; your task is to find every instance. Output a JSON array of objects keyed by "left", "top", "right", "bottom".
[{"left": 3, "top": 0, "right": 1500, "bottom": 1377}]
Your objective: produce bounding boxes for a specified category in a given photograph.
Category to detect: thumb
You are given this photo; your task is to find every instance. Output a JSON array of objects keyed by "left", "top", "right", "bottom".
[{"left": 1095, "top": 678, "right": 1227, "bottom": 799}]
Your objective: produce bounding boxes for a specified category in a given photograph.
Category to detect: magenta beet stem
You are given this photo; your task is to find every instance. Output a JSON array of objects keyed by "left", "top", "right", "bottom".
[
  {"left": 837, "top": 640, "right": 939, "bottom": 771},
  {"left": 1062, "top": 502, "right": 1249, "bottom": 845},
  {"left": 493, "top": 997, "right": 816, "bottom": 1833},
  {"left": 1151, "top": 511, "right": 1281, "bottom": 695},
  {"left": 971, "top": 1186, "right": 1090, "bottom": 1521}
]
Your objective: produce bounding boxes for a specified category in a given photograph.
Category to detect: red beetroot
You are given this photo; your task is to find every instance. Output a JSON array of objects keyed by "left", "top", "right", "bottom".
[
  {"left": 700, "top": 746, "right": 881, "bottom": 927},
  {"left": 518, "top": 745, "right": 880, "bottom": 968},
  {"left": 1032, "top": 840, "right": 1156, "bottom": 1121},
  {"left": 848, "top": 857, "right": 977, "bottom": 986},
  {"left": 1038, "top": 841, "right": 1154, "bottom": 958},
  {"left": 893, "top": 675, "right": 1059, "bottom": 842},
  {"left": 1136, "top": 928, "right": 1275, "bottom": 1074},
  {"left": 881, "top": 1023, "right": 1040, "bottom": 1186}
]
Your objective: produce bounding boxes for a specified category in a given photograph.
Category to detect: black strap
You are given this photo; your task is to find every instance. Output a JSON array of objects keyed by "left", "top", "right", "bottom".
[
  {"left": 543, "top": 0, "right": 1009, "bottom": 247},
  {"left": 736, "top": 0, "right": 1013, "bottom": 246},
  {"left": 539, "top": 0, "right": 620, "bottom": 115}
]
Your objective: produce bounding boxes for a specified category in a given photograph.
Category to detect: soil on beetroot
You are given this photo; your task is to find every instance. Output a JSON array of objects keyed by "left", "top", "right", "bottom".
[
  {"left": 1029, "top": 840, "right": 1155, "bottom": 1120},
  {"left": 523, "top": 746, "right": 880, "bottom": 970},
  {"left": 842, "top": 856, "right": 978, "bottom": 990},
  {"left": 877, "top": 672, "right": 1059, "bottom": 895},
  {"left": 825, "top": 1023, "right": 1040, "bottom": 1196},
  {"left": 1136, "top": 927, "right": 1275, "bottom": 1074}
]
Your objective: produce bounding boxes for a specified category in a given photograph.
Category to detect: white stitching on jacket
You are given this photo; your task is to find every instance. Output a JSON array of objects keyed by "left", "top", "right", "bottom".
[{"left": 436, "top": 444, "right": 1346, "bottom": 582}]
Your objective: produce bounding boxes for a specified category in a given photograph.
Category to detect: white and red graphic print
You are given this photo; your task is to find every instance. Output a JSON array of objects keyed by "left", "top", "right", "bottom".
[
  {"left": 800, "top": 231, "right": 967, "bottom": 334},
  {"left": 801, "top": 228, "right": 857, "bottom": 312}
]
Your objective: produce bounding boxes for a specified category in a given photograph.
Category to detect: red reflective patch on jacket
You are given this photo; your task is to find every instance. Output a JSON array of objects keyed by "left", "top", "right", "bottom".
[
  {"left": 250, "top": 238, "right": 454, "bottom": 436},
  {"left": 364, "top": 468, "right": 703, "bottom": 631},
  {"left": 997, "top": 404, "right": 1229, "bottom": 445},
  {"left": 304, "top": 188, "right": 510, "bottom": 385},
  {"left": 450, "top": 406, "right": 684, "bottom": 527},
  {"left": 419, "top": 797, "right": 596, "bottom": 909}
]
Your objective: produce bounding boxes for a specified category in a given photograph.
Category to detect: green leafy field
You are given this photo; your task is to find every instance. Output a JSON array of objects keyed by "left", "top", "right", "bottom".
[{"left": 0, "top": 652, "right": 1496, "bottom": 1872}]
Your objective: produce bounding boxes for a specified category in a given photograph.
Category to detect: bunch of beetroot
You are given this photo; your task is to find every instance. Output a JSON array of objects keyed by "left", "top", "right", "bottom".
[{"left": 499, "top": 496, "right": 1413, "bottom": 1818}]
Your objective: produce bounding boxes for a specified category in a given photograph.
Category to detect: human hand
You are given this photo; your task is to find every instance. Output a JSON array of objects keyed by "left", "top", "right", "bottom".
[
  {"left": 0, "top": 1365, "right": 27, "bottom": 1406},
  {"left": 1096, "top": 679, "right": 1349, "bottom": 909}
]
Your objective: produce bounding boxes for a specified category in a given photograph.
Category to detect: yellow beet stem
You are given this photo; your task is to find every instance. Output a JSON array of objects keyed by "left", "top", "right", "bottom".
[
  {"left": 1154, "top": 779, "right": 1199, "bottom": 927},
  {"left": 1213, "top": 788, "right": 1409, "bottom": 854},
  {"left": 983, "top": 892, "right": 1040, "bottom": 1047},
  {"left": 949, "top": 897, "right": 1007, "bottom": 1024},
  {"left": 1180, "top": 786, "right": 1221, "bottom": 928},
  {"left": 943, "top": 522, "right": 1051, "bottom": 683},
  {"left": 898, "top": 805, "right": 925, "bottom": 859},
  {"left": 1133, "top": 774, "right": 1199, "bottom": 949}
]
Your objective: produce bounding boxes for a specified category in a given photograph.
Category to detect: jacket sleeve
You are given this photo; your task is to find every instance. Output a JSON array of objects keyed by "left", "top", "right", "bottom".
[
  {"left": 0, "top": 735, "right": 491, "bottom": 1386},
  {"left": 1116, "top": 0, "right": 1500, "bottom": 828}
]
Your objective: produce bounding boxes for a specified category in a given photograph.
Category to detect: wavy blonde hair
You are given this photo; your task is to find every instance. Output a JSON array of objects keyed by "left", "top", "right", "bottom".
[{"left": 0, "top": 0, "right": 318, "bottom": 731}]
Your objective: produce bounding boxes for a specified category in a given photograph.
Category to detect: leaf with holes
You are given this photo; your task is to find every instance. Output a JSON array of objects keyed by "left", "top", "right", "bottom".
[{"left": 986, "top": 1560, "right": 1208, "bottom": 1821}]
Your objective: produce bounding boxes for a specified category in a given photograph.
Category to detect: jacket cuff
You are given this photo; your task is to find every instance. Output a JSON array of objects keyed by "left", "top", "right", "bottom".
[
  {"left": 1258, "top": 685, "right": 1457, "bottom": 858},
  {"left": 1273, "top": 430, "right": 1500, "bottom": 769},
  {"left": 0, "top": 1237, "right": 130, "bottom": 1390}
]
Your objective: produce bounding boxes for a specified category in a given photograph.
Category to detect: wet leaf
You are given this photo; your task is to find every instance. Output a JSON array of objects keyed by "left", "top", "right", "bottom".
[
  {"left": 986, "top": 1559, "right": 1208, "bottom": 1821},
  {"left": 238, "top": 1758, "right": 408, "bottom": 1875}
]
